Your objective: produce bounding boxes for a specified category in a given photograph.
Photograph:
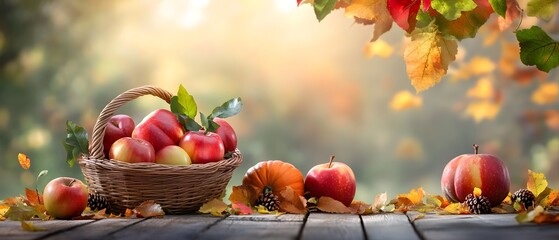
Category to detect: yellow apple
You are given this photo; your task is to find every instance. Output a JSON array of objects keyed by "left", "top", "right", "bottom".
[{"left": 156, "top": 145, "right": 192, "bottom": 166}]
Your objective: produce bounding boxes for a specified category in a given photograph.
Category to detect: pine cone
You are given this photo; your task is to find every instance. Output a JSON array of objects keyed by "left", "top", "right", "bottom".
[
  {"left": 255, "top": 186, "right": 280, "bottom": 211},
  {"left": 512, "top": 189, "right": 535, "bottom": 209},
  {"left": 87, "top": 193, "right": 109, "bottom": 211},
  {"left": 465, "top": 193, "right": 491, "bottom": 214}
]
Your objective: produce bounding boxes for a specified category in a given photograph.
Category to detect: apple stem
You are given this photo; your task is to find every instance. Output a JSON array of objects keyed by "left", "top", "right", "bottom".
[
  {"left": 328, "top": 155, "right": 335, "bottom": 168},
  {"left": 473, "top": 144, "right": 479, "bottom": 154},
  {"left": 69, "top": 178, "right": 76, "bottom": 186}
]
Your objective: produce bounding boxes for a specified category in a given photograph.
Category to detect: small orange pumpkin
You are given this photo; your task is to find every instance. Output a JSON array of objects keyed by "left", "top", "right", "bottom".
[{"left": 242, "top": 160, "right": 305, "bottom": 196}]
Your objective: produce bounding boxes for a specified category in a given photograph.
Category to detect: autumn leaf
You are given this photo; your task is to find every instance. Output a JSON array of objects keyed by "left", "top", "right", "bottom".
[
  {"left": 386, "top": 0, "right": 422, "bottom": 32},
  {"left": 465, "top": 99, "right": 502, "bottom": 122},
  {"left": 390, "top": 91, "right": 422, "bottom": 110},
  {"left": 450, "top": 57, "right": 496, "bottom": 81},
  {"left": 229, "top": 185, "right": 257, "bottom": 207},
  {"left": 256, "top": 205, "right": 283, "bottom": 215},
  {"left": 440, "top": 202, "right": 469, "bottom": 214},
  {"left": 4, "top": 202, "right": 38, "bottom": 221},
  {"left": 532, "top": 82, "right": 558, "bottom": 105},
  {"left": 426, "top": 194, "right": 449, "bottom": 208},
  {"left": 497, "top": 0, "right": 521, "bottom": 31},
  {"left": 21, "top": 221, "right": 46, "bottom": 232},
  {"left": 404, "top": 24, "right": 458, "bottom": 92},
  {"left": 431, "top": 0, "right": 477, "bottom": 21},
  {"left": 516, "top": 205, "right": 545, "bottom": 223},
  {"left": 25, "top": 188, "right": 42, "bottom": 206},
  {"left": 345, "top": 0, "right": 393, "bottom": 41},
  {"left": 133, "top": 200, "right": 164, "bottom": 218},
  {"left": 516, "top": 26, "right": 559, "bottom": 72},
  {"left": 410, "top": 213, "right": 425, "bottom": 222},
  {"left": 199, "top": 198, "right": 228, "bottom": 216},
  {"left": 349, "top": 200, "right": 373, "bottom": 214},
  {"left": 230, "top": 202, "right": 253, "bottom": 215},
  {"left": 491, "top": 204, "right": 516, "bottom": 214},
  {"left": 278, "top": 186, "right": 307, "bottom": 214},
  {"left": 467, "top": 77, "right": 495, "bottom": 100},
  {"left": 317, "top": 197, "right": 352, "bottom": 213},
  {"left": 527, "top": 170, "right": 548, "bottom": 197},
  {"left": 527, "top": 0, "right": 558, "bottom": 21},
  {"left": 435, "top": 0, "right": 493, "bottom": 40},
  {"left": 364, "top": 40, "right": 394, "bottom": 58},
  {"left": 18, "top": 153, "right": 30, "bottom": 170},
  {"left": 391, "top": 187, "right": 425, "bottom": 212},
  {"left": 373, "top": 192, "right": 387, "bottom": 211}
]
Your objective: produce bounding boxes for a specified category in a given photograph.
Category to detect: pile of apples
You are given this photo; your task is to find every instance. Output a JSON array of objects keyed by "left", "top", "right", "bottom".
[{"left": 105, "top": 109, "right": 237, "bottom": 165}]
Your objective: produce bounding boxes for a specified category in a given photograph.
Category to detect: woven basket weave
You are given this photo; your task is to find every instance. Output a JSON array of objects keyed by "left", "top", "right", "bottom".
[{"left": 79, "top": 85, "right": 243, "bottom": 214}]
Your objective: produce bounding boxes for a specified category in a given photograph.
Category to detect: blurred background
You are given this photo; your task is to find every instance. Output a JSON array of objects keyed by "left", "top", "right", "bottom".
[{"left": 1, "top": 0, "right": 558, "bottom": 203}]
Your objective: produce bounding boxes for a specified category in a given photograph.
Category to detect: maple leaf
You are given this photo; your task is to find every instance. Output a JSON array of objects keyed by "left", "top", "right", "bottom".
[
  {"left": 404, "top": 24, "right": 458, "bottom": 92},
  {"left": 230, "top": 202, "right": 253, "bottom": 215},
  {"left": 386, "top": 0, "right": 422, "bottom": 32},
  {"left": 532, "top": 82, "right": 559, "bottom": 105},
  {"left": 467, "top": 77, "right": 495, "bottom": 100},
  {"left": 497, "top": 0, "right": 521, "bottom": 31},
  {"left": 527, "top": 0, "right": 558, "bottom": 21},
  {"left": 199, "top": 198, "right": 228, "bottom": 216},
  {"left": 390, "top": 91, "right": 422, "bottom": 110},
  {"left": 278, "top": 186, "right": 307, "bottom": 214},
  {"left": 21, "top": 221, "right": 46, "bottom": 232},
  {"left": 317, "top": 197, "right": 352, "bottom": 213},
  {"left": 364, "top": 40, "right": 394, "bottom": 58},
  {"left": 527, "top": 169, "right": 548, "bottom": 197},
  {"left": 431, "top": 0, "right": 477, "bottom": 21},
  {"left": 18, "top": 153, "right": 30, "bottom": 170},
  {"left": 516, "top": 26, "right": 559, "bottom": 72},
  {"left": 133, "top": 200, "right": 164, "bottom": 218},
  {"left": 435, "top": 0, "right": 493, "bottom": 40},
  {"left": 229, "top": 185, "right": 257, "bottom": 207},
  {"left": 345, "top": 0, "right": 393, "bottom": 41}
]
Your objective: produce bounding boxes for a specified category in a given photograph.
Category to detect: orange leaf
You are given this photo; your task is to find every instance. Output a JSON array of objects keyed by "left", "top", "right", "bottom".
[
  {"left": 390, "top": 91, "right": 422, "bottom": 111},
  {"left": 532, "top": 82, "right": 559, "bottom": 105},
  {"left": 317, "top": 197, "right": 352, "bottom": 214},
  {"left": 229, "top": 185, "right": 257, "bottom": 207},
  {"left": 133, "top": 200, "right": 164, "bottom": 218},
  {"left": 18, "top": 153, "right": 30, "bottom": 170},
  {"left": 124, "top": 209, "right": 134, "bottom": 218},
  {"left": 441, "top": 202, "right": 469, "bottom": 214},
  {"left": 349, "top": 200, "right": 372, "bottom": 214},
  {"left": 231, "top": 202, "right": 253, "bottom": 215},
  {"left": 534, "top": 212, "right": 559, "bottom": 224},
  {"left": 278, "top": 186, "right": 307, "bottom": 214},
  {"left": 25, "top": 188, "right": 43, "bottom": 206},
  {"left": 364, "top": 40, "right": 394, "bottom": 59},
  {"left": 450, "top": 57, "right": 496, "bottom": 81},
  {"left": 199, "top": 198, "right": 228, "bottom": 216},
  {"left": 465, "top": 99, "right": 502, "bottom": 123},
  {"left": 344, "top": 0, "right": 393, "bottom": 41},
  {"left": 467, "top": 77, "right": 495, "bottom": 100}
]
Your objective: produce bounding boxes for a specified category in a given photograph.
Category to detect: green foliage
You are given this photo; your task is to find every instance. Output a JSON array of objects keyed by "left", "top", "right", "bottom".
[
  {"left": 177, "top": 114, "right": 202, "bottom": 132},
  {"left": 210, "top": 97, "right": 243, "bottom": 119},
  {"left": 527, "top": 0, "right": 558, "bottom": 21},
  {"left": 62, "top": 121, "right": 89, "bottom": 167},
  {"left": 435, "top": 3, "right": 493, "bottom": 40},
  {"left": 431, "top": 0, "right": 477, "bottom": 20},
  {"left": 313, "top": 0, "right": 337, "bottom": 22},
  {"left": 516, "top": 26, "right": 559, "bottom": 72},
  {"left": 200, "top": 112, "right": 220, "bottom": 133},
  {"left": 488, "top": 0, "right": 507, "bottom": 17},
  {"left": 170, "top": 84, "right": 197, "bottom": 119}
]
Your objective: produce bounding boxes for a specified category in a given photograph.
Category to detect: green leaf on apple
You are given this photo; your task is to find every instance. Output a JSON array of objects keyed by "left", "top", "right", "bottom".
[
  {"left": 177, "top": 114, "right": 202, "bottom": 132},
  {"left": 170, "top": 84, "right": 197, "bottom": 119},
  {"left": 62, "top": 121, "right": 89, "bottom": 167},
  {"left": 209, "top": 97, "right": 243, "bottom": 119},
  {"left": 200, "top": 112, "right": 220, "bottom": 133}
]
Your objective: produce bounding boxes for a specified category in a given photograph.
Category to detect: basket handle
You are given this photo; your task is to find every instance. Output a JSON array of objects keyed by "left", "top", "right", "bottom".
[{"left": 90, "top": 85, "right": 173, "bottom": 160}]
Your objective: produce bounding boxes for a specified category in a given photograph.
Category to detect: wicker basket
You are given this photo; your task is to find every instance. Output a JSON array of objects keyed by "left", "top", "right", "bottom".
[{"left": 79, "top": 85, "right": 243, "bottom": 214}]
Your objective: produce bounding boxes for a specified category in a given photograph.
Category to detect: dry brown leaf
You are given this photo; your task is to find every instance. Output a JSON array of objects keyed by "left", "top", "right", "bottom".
[
  {"left": 349, "top": 200, "right": 372, "bottom": 214},
  {"left": 317, "top": 197, "right": 352, "bottom": 214},
  {"left": 373, "top": 192, "right": 387, "bottom": 211},
  {"left": 18, "top": 153, "right": 30, "bottom": 170},
  {"left": 532, "top": 82, "right": 559, "bottom": 105},
  {"left": 229, "top": 185, "right": 257, "bottom": 207},
  {"left": 133, "top": 200, "right": 164, "bottom": 218},
  {"left": 278, "top": 186, "right": 307, "bottom": 214}
]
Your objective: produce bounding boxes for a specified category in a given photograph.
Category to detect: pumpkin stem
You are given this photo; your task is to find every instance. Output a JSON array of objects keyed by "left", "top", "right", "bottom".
[
  {"left": 473, "top": 144, "right": 479, "bottom": 154},
  {"left": 328, "top": 155, "right": 335, "bottom": 168}
]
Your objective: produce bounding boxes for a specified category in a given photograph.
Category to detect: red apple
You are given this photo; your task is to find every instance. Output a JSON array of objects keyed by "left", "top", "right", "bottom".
[
  {"left": 304, "top": 156, "right": 356, "bottom": 206},
  {"left": 441, "top": 144, "right": 510, "bottom": 206},
  {"left": 179, "top": 131, "right": 224, "bottom": 164},
  {"left": 103, "top": 114, "right": 135, "bottom": 157},
  {"left": 156, "top": 145, "right": 192, "bottom": 165},
  {"left": 43, "top": 177, "right": 88, "bottom": 219},
  {"left": 213, "top": 118, "right": 237, "bottom": 152},
  {"left": 109, "top": 137, "right": 155, "bottom": 163},
  {"left": 131, "top": 109, "right": 184, "bottom": 152}
]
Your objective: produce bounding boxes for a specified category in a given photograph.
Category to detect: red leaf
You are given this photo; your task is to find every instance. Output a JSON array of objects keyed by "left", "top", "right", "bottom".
[
  {"left": 25, "top": 188, "right": 43, "bottom": 206},
  {"left": 231, "top": 202, "right": 253, "bottom": 215},
  {"left": 387, "top": 0, "right": 422, "bottom": 32}
]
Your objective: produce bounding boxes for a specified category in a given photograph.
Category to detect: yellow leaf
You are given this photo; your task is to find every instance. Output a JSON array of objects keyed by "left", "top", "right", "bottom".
[
  {"left": 344, "top": 0, "right": 393, "bottom": 41},
  {"left": 317, "top": 197, "right": 352, "bottom": 214},
  {"left": 451, "top": 57, "right": 496, "bottom": 81},
  {"left": 473, "top": 187, "right": 482, "bottom": 197},
  {"left": 441, "top": 202, "right": 469, "bottom": 214},
  {"left": 21, "top": 221, "right": 46, "bottom": 232},
  {"left": 527, "top": 170, "right": 548, "bottom": 197},
  {"left": 465, "top": 100, "right": 501, "bottom": 122},
  {"left": 467, "top": 77, "right": 495, "bottom": 100},
  {"left": 404, "top": 25, "right": 458, "bottom": 92},
  {"left": 410, "top": 213, "right": 425, "bottom": 222},
  {"left": 390, "top": 91, "right": 422, "bottom": 111},
  {"left": 199, "top": 198, "right": 228, "bottom": 216},
  {"left": 364, "top": 40, "right": 394, "bottom": 59},
  {"left": 18, "top": 153, "right": 30, "bottom": 170},
  {"left": 392, "top": 187, "right": 425, "bottom": 212},
  {"left": 532, "top": 82, "right": 559, "bottom": 105}
]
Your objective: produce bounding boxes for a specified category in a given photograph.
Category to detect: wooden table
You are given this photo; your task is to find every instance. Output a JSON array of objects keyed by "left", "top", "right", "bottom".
[{"left": 2, "top": 212, "right": 558, "bottom": 240}]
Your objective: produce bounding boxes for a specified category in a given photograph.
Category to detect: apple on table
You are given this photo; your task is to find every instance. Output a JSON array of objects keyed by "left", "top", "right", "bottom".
[
  {"left": 304, "top": 156, "right": 356, "bottom": 206},
  {"left": 179, "top": 131, "right": 224, "bottom": 164},
  {"left": 43, "top": 177, "right": 88, "bottom": 219},
  {"left": 110, "top": 137, "right": 155, "bottom": 163},
  {"left": 103, "top": 114, "right": 135, "bottom": 158}
]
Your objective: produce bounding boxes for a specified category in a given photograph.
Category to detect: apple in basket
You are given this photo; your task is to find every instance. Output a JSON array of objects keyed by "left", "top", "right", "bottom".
[
  {"left": 43, "top": 177, "right": 88, "bottom": 219},
  {"left": 179, "top": 131, "right": 224, "bottom": 164},
  {"left": 213, "top": 118, "right": 237, "bottom": 153},
  {"left": 156, "top": 145, "right": 192, "bottom": 165},
  {"left": 110, "top": 137, "right": 155, "bottom": 163},
  {"left": 103, "top": 114, "right": 135, "bottom": 157},
  {"left": 132, "top": 109, "right": 184, "bottom": 152}
]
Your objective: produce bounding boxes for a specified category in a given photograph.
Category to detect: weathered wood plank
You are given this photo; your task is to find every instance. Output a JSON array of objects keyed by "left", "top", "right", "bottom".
[
  {"left": 197, "top": 214, "right": 303, "bottom": 240},
  {"left": 362, "top": 213, "right": 420, "bottom": 240},
  {"left": 0, "top": 219, "right": 93, "bottom": 240},
  {"left": 42, "top": 218, "right": 144, "bottom": 240},
  {"left": 300, "top": 213, "right": 364, "bottom": 240},
  {"left": 409, "top": 212, "right": 559, "bottom": 240},
  {"left": 108, "top": 215, "right": 223, "bottom": 240}
]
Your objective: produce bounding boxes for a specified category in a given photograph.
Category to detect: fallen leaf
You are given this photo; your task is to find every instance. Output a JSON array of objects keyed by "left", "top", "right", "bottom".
[
  {"left": 345, "top": 0, "right": 393, "bottom": 41},
  {"left": 199, "top": 198, "right": 228, "bottom": 216},
  {"left": 18, "top": 153, "right": 30, "bottom": 170},
  {"left": 516, "top": 205, "right": 545, "bottom": 223},
  {"left": 364, "top": 40, "right": 394, "bottom": 58},
  {"left": 124, "top": 208, "right": 134, "bottom": 218},
  {"left": 391, "top": 187, "right": 425, "bottom": 213},
  {"left": 491, "top": 204, "right": 517, "bottom": 214},
  {"left": 404, "top": 24, "right": 458, "bottom": 92},
  {"left": 532, "top": 82, "right": 559, "bottom": 105},
  {"left": 231, "top": 202, "right": 253, "bottom": 215},
  {"left": 390, "top": 91, "right": 423, "bottom": 110},
  {"left": 527, "top": 169, "right": 548, "bottom": 197},
  {"left": 278, "top": 187, "right": 307, "bottom": 214},
  {"left": 425, "top": 194, "right": 449, "bottom": 208},
  {"left": 373, "top": 192, "right": 388, "bottom": 211},
  {"left": 317, "top": 197, "right": 352, "bottom": 213},
  {"left": 21, "top": 221, "right": 46, "bottom": 232},
  {"left": 349, "top": 200, "right": 372, "bottom": 214},
  {"left": 25, "top": 188, "right": 43, "bottom": 206},
  {"left": 410, "top": 213, "right": 425, "bottom": 222},
  {"left": 229, "top": 185, "right": 257, "bottom": 207},
  {"left": 133, "top": 200, "right": 164, "bottom": 218},
  {"left": 440, "top": 202, "right": 469, "bottom": 214}
]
